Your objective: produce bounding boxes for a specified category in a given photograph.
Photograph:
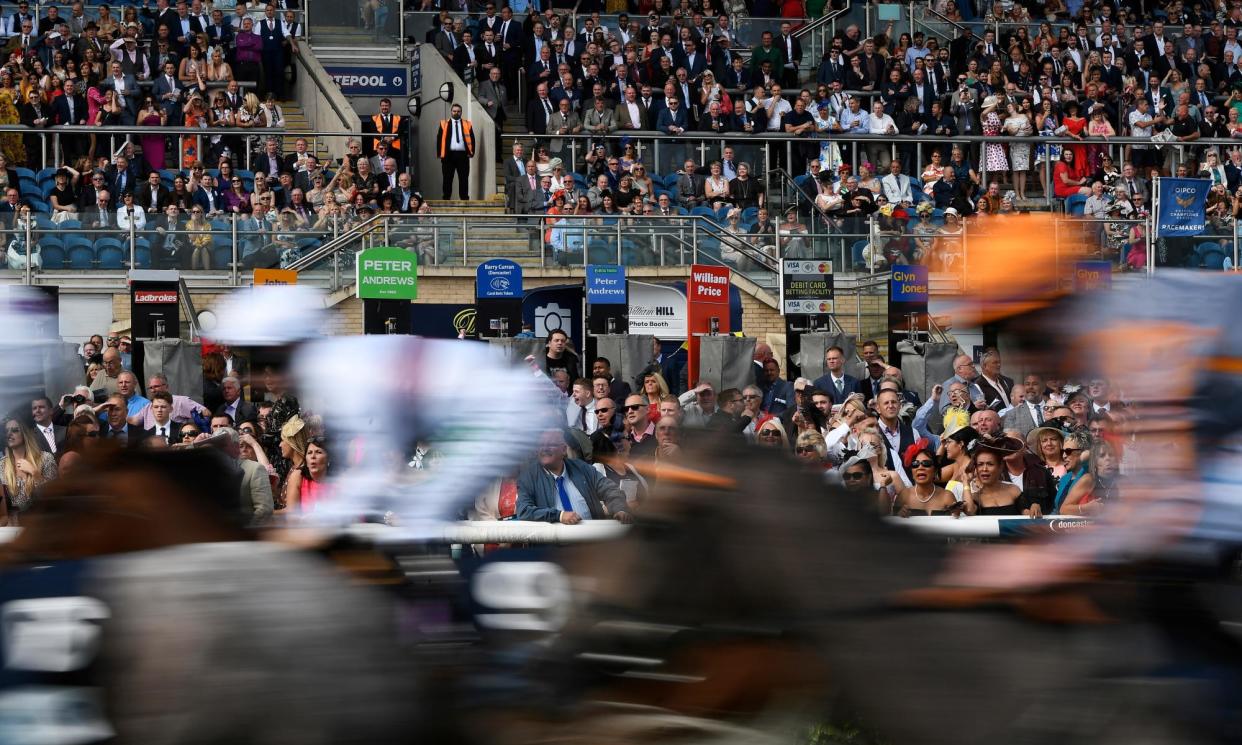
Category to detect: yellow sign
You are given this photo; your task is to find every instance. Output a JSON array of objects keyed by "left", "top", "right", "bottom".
[{"left": 253, "top": 269, "right": 298, "bottom": 286}]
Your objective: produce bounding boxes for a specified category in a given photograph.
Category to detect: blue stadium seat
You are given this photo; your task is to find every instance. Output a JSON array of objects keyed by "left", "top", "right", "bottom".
[
  {"left": 1065, "top": 194, "right": 1088, "bottom": 216},
  {"left": 741, "top": 206, "right": 759, "bottom": 223},
  {"left": 14, "top": 167, "right": 35, "bottom": 181},
  {"left": 19, "top": 178, "right": 38, "bottom": 196},
  {"left": 39, "top": 182, "right": 55, "bottom": 199},
  {"left": 296, "top": 237, "right": 321, "bottom": 251},
  {"left": 94, "top": 238, "right": 125, "bottom": 269},
  {"left": 35, "top": 167, "right": 56, "bottom": 183},
  {"left": 212, "top": 245, "right": 233, "bottom": 268},
  {"left": 38, "top": 237, "right": 65, "bottom": 268},
  {"left": 586, "top": 238, "right": 615, "bottom": 263},
  {"left": 661, "top": 173, "right": 679, "bottom": 189},
  {"left": 32, "top": 213, "right": 53, "bottom": 230},
  {"left": 132, "top": 245, "right": 152, "bottom": 269},
  {"left": 715, "top": 206, "right": 732, "bottom": 222},
  {"left": 66, "top": 237, "right": 94, "bottom": 269},
  {"left": 58, "top": 219, "right": 81, "bottom": 229},
  {"left": 27, "top": 199, "right": 49, "bottom": 214},
  {"left": 1195, "top": 242, "right": 1226, "bottom": 270},
  {"left": 690, "top": 206, "right": 715, "bottom": 218}
]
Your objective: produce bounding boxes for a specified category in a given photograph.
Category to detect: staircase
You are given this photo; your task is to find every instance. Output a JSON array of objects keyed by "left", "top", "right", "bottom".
[{"left": 278, "top": 101, "right": 333, "bottom": 164}]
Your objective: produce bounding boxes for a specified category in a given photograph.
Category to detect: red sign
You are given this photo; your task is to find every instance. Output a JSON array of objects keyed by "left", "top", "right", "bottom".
[
  {"left": 134, "top": 291, "right": 178, "bottom": 304},
  {"left": 688, "top": 264, "right": 730, "bottom": 304},
  {"left": 686, "top": 264, "right": 732, "bottom": 386}
]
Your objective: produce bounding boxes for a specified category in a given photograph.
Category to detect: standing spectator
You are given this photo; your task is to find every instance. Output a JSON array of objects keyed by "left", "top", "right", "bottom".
[
  {"left": 257, "top": 3, "right": 285, "bottom": 99},
  {"left": 436, "top": 103, "right": 474, "bottom": 200}
]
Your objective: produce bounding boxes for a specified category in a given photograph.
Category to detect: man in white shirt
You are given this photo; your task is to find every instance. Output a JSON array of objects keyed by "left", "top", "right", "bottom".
[
  {"left": 145, "top": 391, "right": 177, "bottom": 444},
  {"left": 31, "top": 396, "right": 64, "bottom": 454},
  {"left": 866, "top": 100, "right": 896, "bottom": 170},
  {"left": 565, "top": 378, "right": 598, "bottom": 434}
]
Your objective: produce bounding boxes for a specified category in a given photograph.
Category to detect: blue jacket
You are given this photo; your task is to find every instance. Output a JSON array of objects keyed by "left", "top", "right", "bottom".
[
  {"left": 657, "top": 105, "right": 688, "bottom": 134},
  {"left": 761, "top": 378, "right": 795, "bottom": 416},
  {"left": 812, "top": 373, "right": 860, "bottom": 405},
  {"left": 516, "top": 457, "right": 628, "bottom": 523}
]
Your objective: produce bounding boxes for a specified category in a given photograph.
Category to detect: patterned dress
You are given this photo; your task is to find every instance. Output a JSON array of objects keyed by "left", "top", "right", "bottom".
[{"left": 982, "top": 111, "right": 1008, "bottom": 173}]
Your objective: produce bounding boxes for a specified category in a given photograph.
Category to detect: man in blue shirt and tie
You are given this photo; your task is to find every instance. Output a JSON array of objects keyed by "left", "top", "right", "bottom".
[{"left": 517, "top": 430, "right": 632, "bottom": 524}]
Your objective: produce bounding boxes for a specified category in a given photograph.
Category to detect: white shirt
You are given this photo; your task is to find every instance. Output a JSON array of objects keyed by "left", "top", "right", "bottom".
[
  {"left": 448, "top": 117, "right": 466, "bottom": 151},
  {"left": 981, "top": 374, "right": 1010, "bottom": 407},
  {"left": 625, "top": 100, "right": 641, "bottom": 127},
  {"left": 868, "top": 112, "right": 896, "bottom": 135},
  {"left": 544, "top": 466, "right": 593, "bottom": 520},
  {"left": 764, "top": 96, "right": 791, "bottom": 130},
  {"left": 153, "top": 421, "right": 172, "bottom": 440},
  {"left": 565, "top": 398, "right": 597, "bottom": 434},
  {"left": 38, "top": 424, "right": 56, "bottom": 452}
]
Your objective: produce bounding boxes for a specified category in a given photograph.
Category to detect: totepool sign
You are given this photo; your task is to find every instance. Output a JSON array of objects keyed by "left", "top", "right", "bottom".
[
  {"left": 356, "top": 247, "right": 418, "bottom": 300},
  {"left": 324, "top": 65, "right": 408, "bottom": 96}
]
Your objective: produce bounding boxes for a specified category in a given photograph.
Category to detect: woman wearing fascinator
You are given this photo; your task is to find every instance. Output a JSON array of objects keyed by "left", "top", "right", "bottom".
[{"left": 894, "top": 439, "right": 962, "bottom": 518}]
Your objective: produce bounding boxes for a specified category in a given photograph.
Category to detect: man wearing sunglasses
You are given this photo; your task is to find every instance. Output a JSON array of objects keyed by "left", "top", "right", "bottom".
[
  {"left": 621, "top": 393, "right": 656, "bottom": 456},
  {"left": 516, "top": 429, "right": 631, "bottom": 525}
]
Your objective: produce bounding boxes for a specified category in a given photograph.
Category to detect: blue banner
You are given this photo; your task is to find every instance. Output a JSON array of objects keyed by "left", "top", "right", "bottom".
[
  {"left": 586, "top": 265, "right": 626, "bottom": 305},
  {"left": 324, "top": 65, "right": 408, "bottom": 96},
  {"left": 476, "top": 259, "right": 523, "bottom": 299},
  {"left": 1155, "top": 178, "right": 1210, "bottom": 237},
  {"left": 409, "top": 303, "right": 475, "bottom": 338},
  {"left": 1073, "top": 261, "right": 1112, "bottom": 290},
  {"left": 890, "top": 264, "right": 928, "bottom": 303}
]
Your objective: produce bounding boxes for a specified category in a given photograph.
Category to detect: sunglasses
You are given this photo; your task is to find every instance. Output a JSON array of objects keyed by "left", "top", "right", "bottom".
[
  {"left": 623, "top": 403, "right": 645, "bottom": 412},
  {"left": 1063, "top": 447, "right": 1083, "bottom": 455},
  {"left": 795, "top": 446, "right": 818, "bottom": 455},
  {"left": 180, "top": 429, "right": 200, "bottom": 438},
  {"left": 742, "top": 394, "right": 761, "bottom": 400},
  {"left": 842, "top": 471, "right": 868, "bottom": 481},
  {"left": 758, "top": 430, "right": 782, "bottom": 439},
  {"left": 909, "top": 459, "right": 936, "bottom": 468}
]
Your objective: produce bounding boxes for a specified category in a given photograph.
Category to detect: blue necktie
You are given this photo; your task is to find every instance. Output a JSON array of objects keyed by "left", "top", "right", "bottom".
[{"left": 556, "top": 475, "right": 573, "bottom": 512}]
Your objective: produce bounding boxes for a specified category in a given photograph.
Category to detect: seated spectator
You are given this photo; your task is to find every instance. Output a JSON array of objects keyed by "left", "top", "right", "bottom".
[{"left": 516, "top": 429, "right": 632, "bottom": 524}]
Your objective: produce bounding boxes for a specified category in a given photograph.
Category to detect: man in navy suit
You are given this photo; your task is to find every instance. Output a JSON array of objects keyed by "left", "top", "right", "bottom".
[
  {"left": 678, "top": 37, "right": 707, "bottom": 83},
  {"left": 759, "top": 357, "right": 795, "bottom": 416},
  {"left": 516, "top": 430, "right": 632, "bottom": 524},
  {"left": 812, "top": 346, "right": 861, "bottom": 405},
  {"left": 52, "top": 78, "right": 87, "bottom": 161},
  {"left": 257, "top": 3, "right": 285, "bottom": 99}
]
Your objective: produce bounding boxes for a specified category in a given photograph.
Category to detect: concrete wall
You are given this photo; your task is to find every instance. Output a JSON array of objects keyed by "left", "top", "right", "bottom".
[
  {"left": 414, "top": 43, "right": 496, "bottom": 201},
  {"left": 293, "top": 52, "right": 363, "bottom": 164}
]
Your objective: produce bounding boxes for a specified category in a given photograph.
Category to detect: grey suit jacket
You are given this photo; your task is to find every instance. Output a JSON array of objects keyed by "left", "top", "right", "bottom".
[
  {"left": 614, "top": 102, "right": 648, "bottom": 130},
  {"left": 477, "top": 79, "right": 506, "bottom": 122},
  {"left": 516, "top": 457, "right": 627, "bottom": 522},
  {"left": 676, "top": 173, "right": 705, "bottom": 208},
  {"left": 239, "top": 457, "right": 274, "bottom": 525},
  {"left": 513, "top": 173, "right": 541, "bottom": 214},
  {"left": 1002, "top": 401, "right": 1042, "bottom": 437},
  {"left": 583, "top": 106, "right": 617, "bottom": 135},
  {"left": 547, "top": 110, "right": 581, "bottom": 151}
]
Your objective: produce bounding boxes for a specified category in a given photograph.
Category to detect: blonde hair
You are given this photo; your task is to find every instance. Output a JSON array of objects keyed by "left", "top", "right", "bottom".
[
  {"left": 641, "top": 371, "right": 670, "bottom": 401},
  {"left": 242, "top": 92, "right": 260, "bottom": 114},
  {"left": 2, "top": 419, "right": 45, "bottom": 496},
  {"left": 280, "top": 416, "right": 309, "bottom": 457},
  {"left": 858, "top": 426, "right": 888, "bottom": 468}
]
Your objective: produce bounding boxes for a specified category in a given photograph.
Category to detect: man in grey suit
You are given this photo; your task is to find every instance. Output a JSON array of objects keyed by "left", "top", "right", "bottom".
[
  {"left": 1001, "top": 372, "right": 1048, "bottom": 437},
  {"left": 477, "top": 66, "right": 507, "bottom": 155},
  {"left": 582, "top": 96, "right": 617, "bottom": 140},
  {"left": 948, "top": 82, "right": 979, "bottom": 139},
  {"left": 516, "top": 430, "right": 632, "bottom": 524},
  {"left": 503, "top": 142, "right": 527, "bottom": 213},
  {"left": 676, "top": 157, "right": 706, "bottom": 210},
  {"left": 546, "top": 98, "right": 581, "bottom": 159},
  {"left": 213, "top": 426, "right": 274, "bottom": 526}
]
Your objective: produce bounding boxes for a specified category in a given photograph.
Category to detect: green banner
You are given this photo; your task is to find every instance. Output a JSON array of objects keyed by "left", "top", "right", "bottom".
[{"left": 356, "top": 247, "right": 418, "bottom": 300}]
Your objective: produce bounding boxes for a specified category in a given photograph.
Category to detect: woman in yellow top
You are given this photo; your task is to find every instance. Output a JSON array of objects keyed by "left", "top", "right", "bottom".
[
  {"left": 186, "top": 206, "right": 214, "bottom": 270},
  {"left": 0, "top": 86, "right": 26, "bottom": 164}
]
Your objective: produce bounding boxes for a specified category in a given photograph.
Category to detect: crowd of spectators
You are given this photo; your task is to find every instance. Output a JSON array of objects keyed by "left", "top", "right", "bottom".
[
  {"left": 432, "top": 1, "right": 1242, "bottom": 271},
  {"left": 0, "top": 325, "right": 1123, "bottom": 532}
]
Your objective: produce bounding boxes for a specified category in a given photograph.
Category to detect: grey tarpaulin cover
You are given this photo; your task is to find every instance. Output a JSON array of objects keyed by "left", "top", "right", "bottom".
[
  {"left": 141, "top": 339, "right": 203, "bottom": 398},
  {"left": 698, "top": 335, "right": 756, "bottom": 392},
  {"left": 794, "top": 333, "right": 862, "bottom": 381},
  {"left": 899, "top": 340, "right": 958, "bottom": 404},
  {"left": 486, "top": 337, "right": 547, "bottom": 366},
  {"left": 597, "top": 334, "right": 655, "bottom": 391}
]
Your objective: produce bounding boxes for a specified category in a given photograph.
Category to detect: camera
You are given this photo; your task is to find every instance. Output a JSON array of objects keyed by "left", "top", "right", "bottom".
[{"left": 534, "top": 302, "right": 572, "bottom": 337}]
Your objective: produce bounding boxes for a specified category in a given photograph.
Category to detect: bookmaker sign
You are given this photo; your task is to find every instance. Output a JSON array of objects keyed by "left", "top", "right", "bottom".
[{"left": 356, "top": 247, "right": 418, "bottom": 300}]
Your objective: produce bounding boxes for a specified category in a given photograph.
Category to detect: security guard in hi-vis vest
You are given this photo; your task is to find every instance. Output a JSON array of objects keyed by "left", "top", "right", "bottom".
[
  {"left": 364, "top": 97, "right": 405, "bottom": 167},
  {"left": 436, "top": 103, "right": 475, "bottom": 200}
]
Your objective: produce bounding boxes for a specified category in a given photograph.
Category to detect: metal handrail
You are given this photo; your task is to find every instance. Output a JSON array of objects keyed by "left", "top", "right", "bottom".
[{"left": 284, "top": 211, "right": 783, "bottom": 274}]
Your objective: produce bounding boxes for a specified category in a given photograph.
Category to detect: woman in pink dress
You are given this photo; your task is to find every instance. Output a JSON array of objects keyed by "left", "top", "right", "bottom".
[
  {"left": 85, "top": 83, "right": 105, "bottom": 161},
  {"left": 136, "top": 95, "right": 167, "bottom": 173}
]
